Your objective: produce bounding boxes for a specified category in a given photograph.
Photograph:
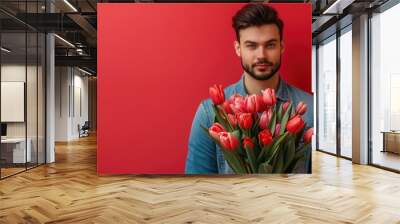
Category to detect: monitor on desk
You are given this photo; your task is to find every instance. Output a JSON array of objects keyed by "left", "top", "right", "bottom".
[{"left": 1, "top": 123, "right": 7, "bottom": 138}]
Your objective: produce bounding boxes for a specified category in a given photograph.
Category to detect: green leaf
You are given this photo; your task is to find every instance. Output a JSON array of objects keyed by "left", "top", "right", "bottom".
[
  {"left": 290, "top": 102, "right": 296, "bottom": 117},
  {"left": 268, "top": 109, "right": 277, "bottom": 134},
  {"left": 245, "top": 160, "right": 252, "bottom": 173},
  {"left": 282, "top": 143, "right": 310, "bottom": 173},
  {"left": 221, "top": 150, "right": 247, "bottom": 174},
  {"left": 262, "top": 139, "right": 277, "bottom": 160},
  {"left": 252, "top": 137, "right": 261, "bottom": 159},
  {"left": 295, "top": 126, "right": 306, "bottom": 146},
  {"left": 234, "top": 151, "right": 249, "bottom": 174},
  {"left": 277, "top": 103, "right": 283, "bottom": 122},
  {"left": 212, "top": 105, "right": 230, "bottom": 131},
  {"left": 220, "top": 107, "right": 234, "bottom": 132},
  {"left": 232, "top": 130, "right": 245, "bottom": 156},
  {"left": 279, "top": 102, "right": 292, "bottom": 135},
  {"left": 245, "top": 146, "right": 257, "bottom": 173},
  {"left": 250, "top": 113, "right": 259, "bottom": 134},
  {"left": 258, "top": 162, "right": 273, "bottom": 173},
  {"left": 285, "top": 155, "right": 307, "bottom": 173},
  {"left": 284, "top": 156, "right": 303, "bottom": 173},
  {"left": 256, "top": 140, "right": 274, "bottom": 163},
  {"left": 295, "top": 143, "right": 310, "bottom": 160},
  {"left": 230, "top": 129, "right": 241, "bottom": 139},
  {"left": 283, "top": 134, "right": 296, "bottom": 172},
  {"left": 272, "top": 150, "right": 284, "bottom": 173},
  {"left": 264, "top": 132, "right": 289, "bottom": 164},
  {"left": 293, "top": 156, "right": 307, "bottom": 171}
]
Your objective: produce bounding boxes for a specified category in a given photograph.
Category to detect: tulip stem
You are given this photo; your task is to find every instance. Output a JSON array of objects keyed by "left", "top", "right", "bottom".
[
  {"left": 265, "top": 132, "right": 289, "bottom": 165},
  {"left": 213, "top": 105, "right": 234, "bottom": 132},
  {"left": 245, "top": 146, "right": 257, "bottom": 173},
  {"left": 220, "top": 108, "right": 234, "bottom": 131}
]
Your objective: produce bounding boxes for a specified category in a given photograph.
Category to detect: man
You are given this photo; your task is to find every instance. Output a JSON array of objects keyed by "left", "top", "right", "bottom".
[{"left": 185, "top": 3, "right": 313, "bottom": 174}]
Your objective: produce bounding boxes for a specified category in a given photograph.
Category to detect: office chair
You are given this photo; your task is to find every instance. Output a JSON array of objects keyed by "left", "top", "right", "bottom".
[{"left": 79, "top": 121, "right": 90, "bottom": 138}]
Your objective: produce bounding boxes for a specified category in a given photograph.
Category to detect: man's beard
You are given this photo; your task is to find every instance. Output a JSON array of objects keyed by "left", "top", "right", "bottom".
[{"left": 241, "top": 57, "right": 281, "bottom": 81}]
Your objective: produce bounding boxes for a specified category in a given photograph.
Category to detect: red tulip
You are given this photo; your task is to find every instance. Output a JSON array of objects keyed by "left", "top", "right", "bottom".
[
  {"left": 296, "top": 101, "right": 307, "bottom": 115},
  {"left": 209, "top": 84, "right": 225, "bottom": 105},
  {"left": 259, "top": 109, "right": 272, "bottom": 130},
  {"left": 274, "top": 123, "right": 281, "bottom": 137},
  {"left": 238, "top": 113, "right": 253, "bottom": 130},
  {"left": 245, "top": 94, "right": 266, "bottom": 113},
  {"left": 262, "top": 88, "right": 277, "bottom": 107},
  {"left": 282, "top": 101, "right": 290, "bottom": 114},
  {"left": 259, "top": 111, "right": 268, "bottom": 130},
  {"left": 222, "top": 101, "right": 233, "bottom": 114},
  {"left": 209, "top": 123, "right": 226, "bottom": 140},
  {"left": 242, "top": 137, "right": 254, "bottom": 150},
  {"left": 230, "top": 95, "right": 246, "bottom": 114},
  {"left": 258, "top": 129, "right": 273, "bottom": 146},
  {"left": 286, "top": 115, "right": 305, "bottom": 134},
  {"left": 228, "top": 94, "right": 244, "bottom": 103},
  {"left": 303, "top": 128, "right": 313, "bottom": 144},
  {"left": 245, "top": 95, "right": 257, "bottom": 113},
  {"left": 219, "top": 132, "right": 239, "bottom": 150},
  {"left": 227, "top": 114, "right": 237, "bottom": 129}
]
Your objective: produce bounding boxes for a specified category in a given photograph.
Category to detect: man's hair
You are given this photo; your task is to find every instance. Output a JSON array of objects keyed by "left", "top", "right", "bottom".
[{"left": 232, "top": 3, "right": 284, "bottom": 41}]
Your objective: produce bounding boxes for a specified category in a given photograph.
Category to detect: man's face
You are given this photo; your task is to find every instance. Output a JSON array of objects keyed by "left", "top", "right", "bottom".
[{"left": 234, "top": 24, "right": 284, "bottom": 81}]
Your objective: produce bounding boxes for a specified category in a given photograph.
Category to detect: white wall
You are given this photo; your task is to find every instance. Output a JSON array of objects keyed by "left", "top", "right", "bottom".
[
  {"left": 55, "top": 67, "right": 89, "bottom": 141},
  {"left": 55, "top": 66, "right": 69, "bottom": 141},
  {"left": 72, "top": 72, "right": 89, "bottom": 138}
]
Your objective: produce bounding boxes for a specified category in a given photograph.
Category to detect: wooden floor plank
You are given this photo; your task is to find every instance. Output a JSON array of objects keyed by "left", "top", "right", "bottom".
[{"left": 0, "top": 134, "right": 400, "bottom": 223}]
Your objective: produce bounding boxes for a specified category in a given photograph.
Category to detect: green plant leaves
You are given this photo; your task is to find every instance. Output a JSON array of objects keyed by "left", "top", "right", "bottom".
[
  {"left": 245, "top": 145, "right": 257, "bottom": 173},
  {"left": 279, "top": 102, "right": 292, "bottom": 135},
  {"left": 258, "top": 162, "right": 273, "bottom": 173},
  {"left": 283, "top": 134, "right": 296, "bottom": 172},
  {"left": 268, "top": 109, "right": 277, "bottom": 134}
]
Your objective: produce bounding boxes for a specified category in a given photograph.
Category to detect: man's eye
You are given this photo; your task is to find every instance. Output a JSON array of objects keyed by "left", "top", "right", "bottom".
[
  {"left": 267, "top": 44, "right": 276, "bottom": 49},
  {"left": 246, "top": 44, "right": 256, "bottom": 48}
]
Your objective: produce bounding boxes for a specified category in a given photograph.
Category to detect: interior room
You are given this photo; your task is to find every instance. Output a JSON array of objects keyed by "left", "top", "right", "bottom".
[{"left": 0, "top": 0, "right": 399, "bottom": 223}]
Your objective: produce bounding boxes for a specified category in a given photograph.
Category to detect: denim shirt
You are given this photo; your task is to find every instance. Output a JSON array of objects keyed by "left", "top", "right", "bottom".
[{"left": 185, "top": 74, "right": 314, "bottom": 174}]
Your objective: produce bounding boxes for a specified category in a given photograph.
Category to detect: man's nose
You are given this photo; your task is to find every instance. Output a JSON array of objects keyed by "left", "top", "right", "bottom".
[{"left": 256, "top": 46, "right": 266, "bottom": 59}]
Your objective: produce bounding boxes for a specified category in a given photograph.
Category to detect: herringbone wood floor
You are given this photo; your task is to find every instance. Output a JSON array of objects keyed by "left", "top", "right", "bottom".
[{"left": 0, "top": 135, "right": 400, "bottom": 224}]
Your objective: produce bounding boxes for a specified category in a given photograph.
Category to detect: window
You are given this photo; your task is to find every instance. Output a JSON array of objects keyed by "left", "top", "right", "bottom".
[
  {"left": 317, "top": 35, "right": 337, "bottom": 154},
  {"left": 339, "top": 27, "right": 352, "bottom": 158},
  {"left": 370, "top": 2, "right": 400, "bottom": 171}
]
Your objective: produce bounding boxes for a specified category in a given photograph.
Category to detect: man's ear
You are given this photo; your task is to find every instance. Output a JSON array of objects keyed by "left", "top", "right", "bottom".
[
  {"left": 280, "top": 40, "right": 285, "bottom": 54},
  {"left": 234, "top": 41, "right": 241, "bottom": 57}
]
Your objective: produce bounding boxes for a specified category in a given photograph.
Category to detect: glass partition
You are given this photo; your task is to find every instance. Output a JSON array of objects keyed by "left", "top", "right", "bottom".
[
  {"left": 0, "top": 1, "right": 46, "bottom": 179},
  {"left": 339, "top": 27, "right": 352, "bottom": 158},
  {"left": 1, "top": 30, "right": 28, "bottom": 177},
  {"left": 371, "top": 3, "right": 400, "bottom": 171},
  {"left": 317, "top": 35, "right": 337, "bottom": 155}
]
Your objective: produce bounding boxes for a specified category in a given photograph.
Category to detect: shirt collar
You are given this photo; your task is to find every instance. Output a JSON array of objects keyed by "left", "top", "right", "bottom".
[{"left": 235, "top": 73, "right": 289, "bottom": 102}]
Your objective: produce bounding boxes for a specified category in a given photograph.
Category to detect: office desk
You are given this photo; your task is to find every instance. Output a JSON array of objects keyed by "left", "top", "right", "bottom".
[
  {"left": 381, "top": 131, "right": 400, "bottom": 154},
  {"left": 1, "top": 138, "right": 31, "bottom": 163}
]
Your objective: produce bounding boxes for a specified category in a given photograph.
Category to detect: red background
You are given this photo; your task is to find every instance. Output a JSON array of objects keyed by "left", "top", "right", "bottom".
[{"left": 98, "top": 3, "right": 311, "bottom": 174}]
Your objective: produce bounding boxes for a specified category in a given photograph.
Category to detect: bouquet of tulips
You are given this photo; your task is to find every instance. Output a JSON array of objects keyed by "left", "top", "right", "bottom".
[{"left": 202, "top": 84, "right": 313, "bottom": 174}]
